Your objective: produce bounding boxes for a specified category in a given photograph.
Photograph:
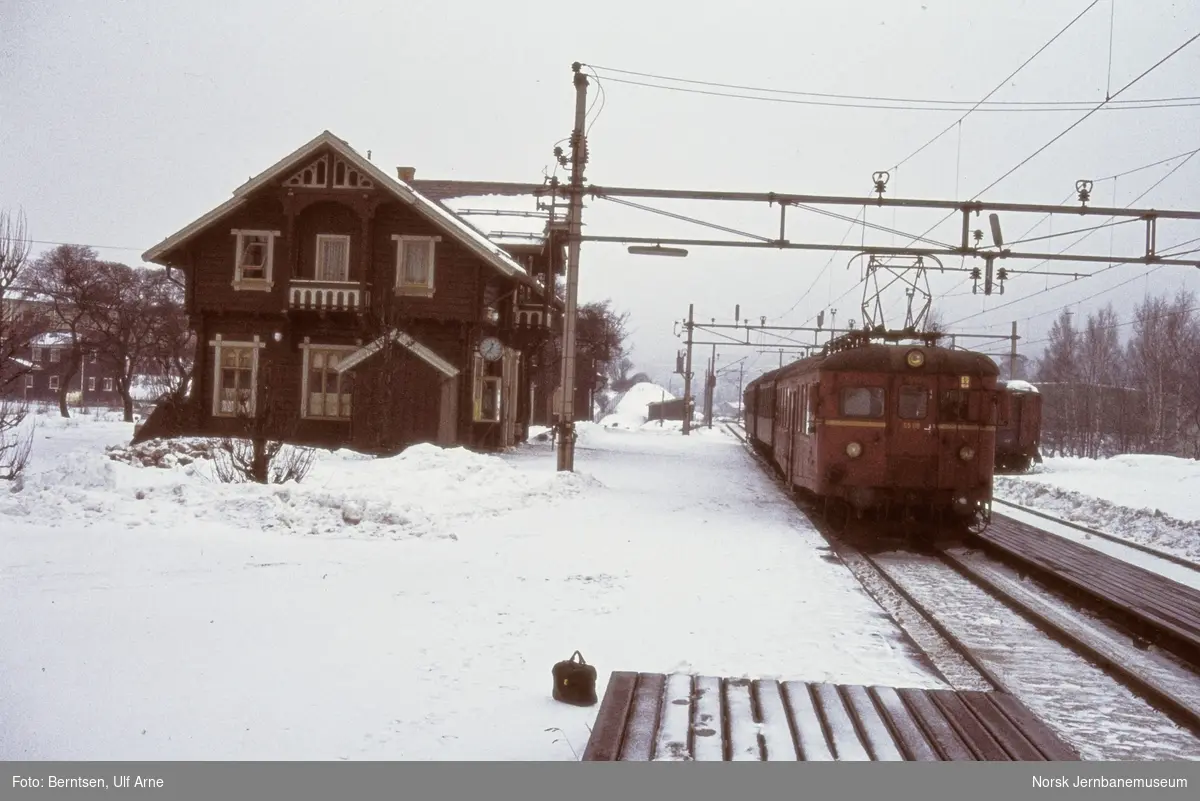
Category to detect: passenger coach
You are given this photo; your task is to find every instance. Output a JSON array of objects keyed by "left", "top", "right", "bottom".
[{"left": 744, "top": 331, "right": 1003, "bottom": 535}]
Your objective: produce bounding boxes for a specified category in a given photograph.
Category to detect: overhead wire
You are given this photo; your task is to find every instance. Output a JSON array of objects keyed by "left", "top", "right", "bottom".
[
  {"left": 944, "top": 147, "right": 1200, "bottom": 328},
  {"left": 891, "top": 0, "right": 1104, "bottom": 171},
  {"left": 587, "top": 74, "right": 1200, "bottom": 113}
]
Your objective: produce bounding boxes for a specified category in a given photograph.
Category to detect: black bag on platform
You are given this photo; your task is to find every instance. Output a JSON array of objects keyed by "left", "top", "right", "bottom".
[{"left": 552, "top": 651, "right": 597, "bottom": 706}]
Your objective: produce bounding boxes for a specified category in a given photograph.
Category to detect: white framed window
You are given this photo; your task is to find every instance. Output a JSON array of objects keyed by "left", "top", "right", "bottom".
[
  {"left": 471, "top": 352, "right": 502, "bottom": 423},
  {"left": 49, "top": 348, "right": 61, "bottom": 363},
  {"left": 24, "top": 374, "right": 34, "bottom": 389},
  {"left": 103, "top": 377, "right": 114, "bottom": 392},
  {"left": 32, "top": 347, "right": 43, "bottom": 363},
  {"left": 231, "top": 229, "right": 280, "bottom": 289},
  {"left": 315, "top": 234, "right": 351, "bottom": 282},
  {"left": 89, "top": 351, "right": 97, "bottom": 364},
  {"left": 88, "top": 377, "right": 96, "bottom": 391},
  {"left": 479, "top": 377, "right": 501, "bottom": 422},
  {"left": 48, "top": 375, "right": 60, "bottom": 390},
  {"left": 209, "top": 334, "right": 265, "bottom": 417},
  {"left": 300, "top": 344, "right": 357, "bottom": 420},
  {"left": 392, "top": 235, "right": 439, "bottom": 295}
]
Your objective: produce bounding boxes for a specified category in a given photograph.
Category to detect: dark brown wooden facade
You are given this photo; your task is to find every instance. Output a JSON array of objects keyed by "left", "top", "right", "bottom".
[{"left": 137, "top": 131, "right": 561, "bottom": 453}]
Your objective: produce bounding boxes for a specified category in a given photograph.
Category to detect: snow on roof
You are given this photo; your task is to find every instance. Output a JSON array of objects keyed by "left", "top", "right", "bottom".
[
  {"left": 142, "top": 131, "right": 537, "bottom": 288},
  {"left": 1003, "top": 380, "right": 1039, "bottom": 394},
  {"left": 32, "top": 332, "right": 72, "bottom": 347}
]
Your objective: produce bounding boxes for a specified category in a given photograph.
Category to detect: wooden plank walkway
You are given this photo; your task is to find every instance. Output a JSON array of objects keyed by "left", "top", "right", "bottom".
[
  {"left": 980, "top": 516, "right": 1200, "bottom": 659},
  {"left": 581, "top": 672, "right": 1079, "bottom": 761}
]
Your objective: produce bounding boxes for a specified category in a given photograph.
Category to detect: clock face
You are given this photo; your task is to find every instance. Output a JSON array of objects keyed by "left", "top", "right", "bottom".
[{"left": 480, "top": 336, "right": 503, "bottom": 362}]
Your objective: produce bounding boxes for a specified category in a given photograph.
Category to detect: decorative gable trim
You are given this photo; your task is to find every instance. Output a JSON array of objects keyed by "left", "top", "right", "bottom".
[
  {"left": 285, "top": 154, "right": 330, "bottom": 188},
  {"left": 335, "top": 328, "right": 460, "bottom": 379},
  {"left": 332, "top": 156, "right": 374, "bottom": 189}
]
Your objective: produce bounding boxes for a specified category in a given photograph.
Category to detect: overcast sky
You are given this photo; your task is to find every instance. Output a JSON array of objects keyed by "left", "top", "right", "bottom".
[{"left": 3, "top": 0, "right": 1199, "bottom": 388}]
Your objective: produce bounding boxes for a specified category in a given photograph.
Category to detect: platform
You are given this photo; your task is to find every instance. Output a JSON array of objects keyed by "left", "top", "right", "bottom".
[
  {"left": 980, "top": 516, "right": 1200, "bottom": 662},
  {"left": 581, "top": 672, "right": 1080, "bottom": 761}
]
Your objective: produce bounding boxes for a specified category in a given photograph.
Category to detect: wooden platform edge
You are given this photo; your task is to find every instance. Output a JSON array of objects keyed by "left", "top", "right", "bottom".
[{"left": 582, "top": 671, "right": 1082, "bottom": 762}]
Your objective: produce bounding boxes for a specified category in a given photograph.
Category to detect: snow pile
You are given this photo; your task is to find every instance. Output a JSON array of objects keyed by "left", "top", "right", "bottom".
[
  {"left": 598, "top": 382, "right": 675, "bottom": 430},
  {"left": 106, "top": 438, "right": 218, "bottom": 468},
  {"left": 1002, "top": 380, "right": 1039, "bottom": 393},
  {"left": 2, "top": 442, "right": 600, "bottom": 542},
  {"left": 994, "top": 454, "right": 1200, "bottom": 560}
]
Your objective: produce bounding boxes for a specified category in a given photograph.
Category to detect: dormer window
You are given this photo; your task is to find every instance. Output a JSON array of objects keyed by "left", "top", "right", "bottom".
[
  {"left": 231, "top": 229, "right": 279, "bottom": 290},
  {"left": 315, "top": 234, "right": 351, "bottom": 282},
  {"left": 392, "top": 235, "right": 439, "bottom": 296}
]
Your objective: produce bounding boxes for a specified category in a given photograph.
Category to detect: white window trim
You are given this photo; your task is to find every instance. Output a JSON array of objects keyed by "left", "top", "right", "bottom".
[
  {"left": 314, "top": 234, "right": 352, "bottom": 283},
  {"left": 392, "top": 235, "right": 440, "bottom": 296},
  {"left": 49, "top": 348, "right": 61, "bottom": 363},
  {"left": 103, "top": 378, "right": 114, "bottom": 392},
  {"left": 88, "top": 377, "right": 96, "bottom": 391},
  {"left": 208, "top": 334, "right": 266, "bottom": 417},
  {"left": 24, "top": 374, "right": 34, "bottom": 389},
  {"left": 48, "top": 375, "right": 60, "bottom": 390},
  {"left": 299, "top": 338, "right": 359, "bottom": 421},
  {"left": 230, "top": 229, "right": 281, "bottom": 291},
  {"left": 32, "top": 347, "right": 43, "bottom": 363}
]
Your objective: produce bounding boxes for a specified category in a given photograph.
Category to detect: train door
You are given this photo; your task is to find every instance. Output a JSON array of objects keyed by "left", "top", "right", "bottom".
[
  {"left": 888, "top": 376, "right": 938, "bottom": 488},
  {"left": 786, "top": 387, "right": 800, "bottom": 487},
  {"left": 935, "top": 375, "right": 989, "bottom": 487}
]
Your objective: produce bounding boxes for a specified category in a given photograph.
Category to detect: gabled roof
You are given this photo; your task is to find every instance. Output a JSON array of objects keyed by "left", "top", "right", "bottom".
[
  {"left": 335, "top": 328, "right": 460, "bottom": 379},
  {"left": 142, "top": 131, "right": 538, "bottom": 288}
]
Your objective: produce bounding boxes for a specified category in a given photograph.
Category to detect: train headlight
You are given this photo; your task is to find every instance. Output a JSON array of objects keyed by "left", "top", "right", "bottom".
[
  {"left": 905, "top": 349, "right": 925, "bottom": 368},
  {"left": 959, "top": 445, "right": 976, "bottom": 461},
  {"left": 846, "top": 441, "right": 863, "bottom": 458}
]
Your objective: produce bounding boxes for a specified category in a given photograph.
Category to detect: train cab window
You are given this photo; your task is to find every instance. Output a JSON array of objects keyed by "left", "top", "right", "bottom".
[
  {"left": 939, "top": 390, "right": 975, "bottom": 422},
  {"left": 898, "top": 386, "right": 929, "bottom": 419},
  {"left": 840, "top": 387, "right": 884, "bottom": 418}
]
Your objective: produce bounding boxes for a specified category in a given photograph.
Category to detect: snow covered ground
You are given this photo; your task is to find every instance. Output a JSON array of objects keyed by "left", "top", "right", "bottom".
[
  {"left": 994, "top": 455, "right": 1200, "bottom": 563},
  {"left": 0, "top": 411, "right": 942, "bottom": 760}
]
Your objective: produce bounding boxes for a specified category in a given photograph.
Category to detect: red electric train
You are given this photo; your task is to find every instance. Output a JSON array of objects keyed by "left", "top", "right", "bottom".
[{"left": 744, "top": 330, "right": 1004, "bottom": 536}]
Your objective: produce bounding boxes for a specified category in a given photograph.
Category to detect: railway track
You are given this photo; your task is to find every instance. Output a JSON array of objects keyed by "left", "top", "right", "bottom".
[{"left": 723, "top": 422, "right": 1200, "bottom": 758}]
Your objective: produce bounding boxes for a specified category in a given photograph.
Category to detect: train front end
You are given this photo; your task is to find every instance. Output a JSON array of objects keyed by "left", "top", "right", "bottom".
[{"left": 813, "top": 341, "right": 1001, "bottom": 532}]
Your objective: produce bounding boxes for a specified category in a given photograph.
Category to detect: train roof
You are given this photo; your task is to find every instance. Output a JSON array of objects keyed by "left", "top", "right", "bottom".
[
  {"left": 998, "top": 379, "right": 1040, "bottom": 394},
  {"left": 744, "top": 342, "right": 998, "bottom": 392},
  {"left": 819, "top": 342, "right": 999, "bottom": 375}
]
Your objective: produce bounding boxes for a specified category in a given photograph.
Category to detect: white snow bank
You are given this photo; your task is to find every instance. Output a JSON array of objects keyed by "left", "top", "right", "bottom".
[
  {"left": 1, "top": 400, "right": 943, "bottom": 761},
  {"left": 598, "top": 382, "right": 675, "bottom": 430},
  {"left": 1, "top": 441, "right": 598, "bottom": 542},
  {"left": 994, "top": 454, "right": 1200, "bottom": 561},
  {"left": 1002, "top": 380, "right": 1039, "bottom": 394}
]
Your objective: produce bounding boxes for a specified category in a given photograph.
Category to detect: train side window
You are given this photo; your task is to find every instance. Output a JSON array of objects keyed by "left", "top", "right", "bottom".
[
  {"left": 840, "top": 387, "right": 884, "bottom": 418},
  {"left": 898, "top": 386, "right": 929, "bottom": 419}
]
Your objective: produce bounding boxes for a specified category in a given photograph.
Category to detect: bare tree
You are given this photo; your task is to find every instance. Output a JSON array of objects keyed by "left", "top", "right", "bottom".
[
  {"left": 0, "top": 209, "right": 38, "bottom": 480},
  {"left": 85, "top": 262, "right": 183, "bottom": 421},
  {"left": 144, "top": 277, "right": 194, "bottom": 402},
  {"left": 26, "top": 245, "right": 107, "bottom": 418},
  {"left": 213, "top": 363, "right": 315, "bottom": 484}
]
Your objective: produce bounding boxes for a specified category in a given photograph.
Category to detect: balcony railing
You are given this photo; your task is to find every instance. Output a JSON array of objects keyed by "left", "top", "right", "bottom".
[
  {"left": 289, "top": 280, "right": 368, "bottom": 312},
  {"left": 512, "top": 304, "right": 555, "bottom": 329}
]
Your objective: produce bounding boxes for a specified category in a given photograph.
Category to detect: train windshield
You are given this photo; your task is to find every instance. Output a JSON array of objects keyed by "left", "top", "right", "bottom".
[
  {"left": 898, "top": 386, "right": 929, "bottom": 419},
  {"left": 939, "top": 389, "right": 988, "bottom": 422},
  {"left": 840, "top": 387, "right": 884, "bottom": 418}
]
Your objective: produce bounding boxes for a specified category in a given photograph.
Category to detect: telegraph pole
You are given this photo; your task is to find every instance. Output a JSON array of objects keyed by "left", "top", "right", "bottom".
[
  {"left": 556, "top": 63, "right": 588, "bottom": 472},
  {"left": 1010, "top": 320, "right": 1018, "bottom": 380},
  {"left": 682, "top": 303, "right": 694, "bottom": 435},
  {"left": 707, "top": 342, "right": 717, "bottom": 428}
]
